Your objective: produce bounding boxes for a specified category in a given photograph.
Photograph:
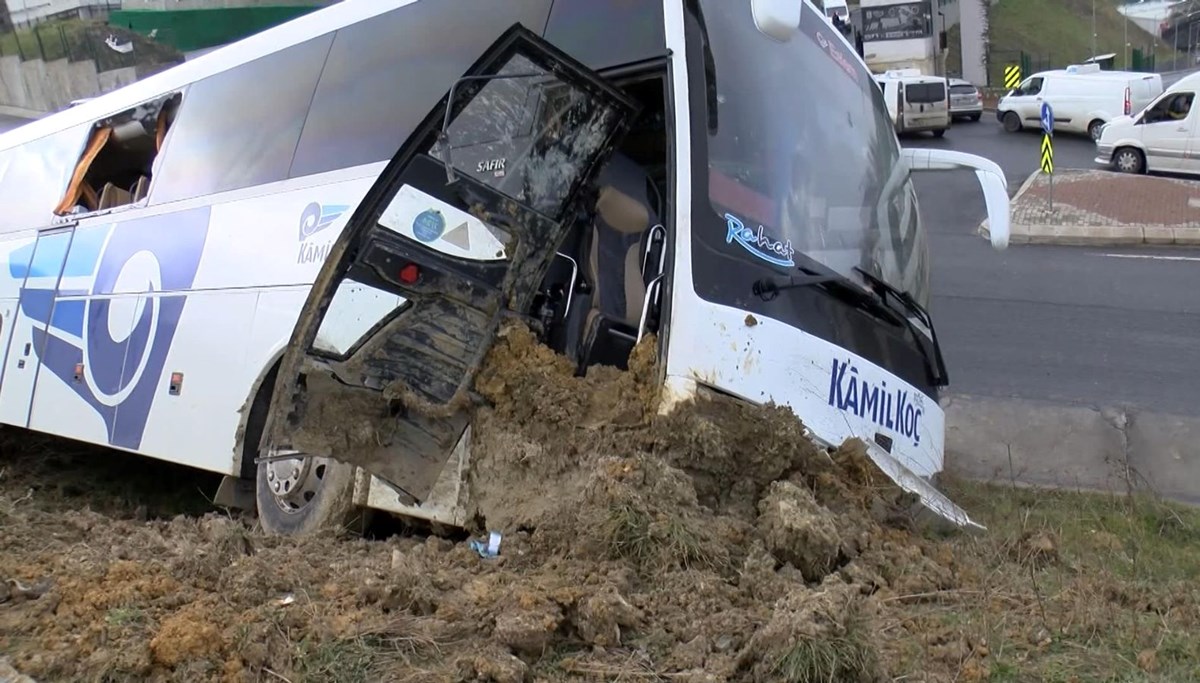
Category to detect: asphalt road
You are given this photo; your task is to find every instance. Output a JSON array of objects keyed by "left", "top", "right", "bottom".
[{"left": 905, "top": 119, "right": 1200, "bottom": 417}]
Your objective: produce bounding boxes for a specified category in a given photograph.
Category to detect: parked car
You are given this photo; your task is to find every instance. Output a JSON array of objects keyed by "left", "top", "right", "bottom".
[
  {"left": 948, "top": 78, "right": 983, "bottom": 122},
  {"left": 1095, "top": 70, "right": 1200, "bottom": 175},
  {"left": 997, "top": 63, "right": 1162, "bottom": 140}
]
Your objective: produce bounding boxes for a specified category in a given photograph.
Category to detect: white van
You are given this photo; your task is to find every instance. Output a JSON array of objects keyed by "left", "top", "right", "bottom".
[
  {"left": 997, "top": 64, "right": 1162, "bottom": 140},
  {"left": 874, "top": 70, "right": 951, "bottom": 137},
  {"left": 1095, "top": 71, "right": 1200, "bottom": 175}
]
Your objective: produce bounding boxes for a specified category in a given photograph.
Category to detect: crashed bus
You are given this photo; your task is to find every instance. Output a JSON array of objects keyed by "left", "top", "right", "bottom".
[{"left": 0, "top": 0, "right": 1010, "bottom": 536}]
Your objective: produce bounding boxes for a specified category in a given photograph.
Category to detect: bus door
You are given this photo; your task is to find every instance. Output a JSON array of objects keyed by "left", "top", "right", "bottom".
[
  {"left": 261, "top": 23, "right": 639, "bottom": 505},
  {"left": 0, "top": 224, "right": 76, "bottom": 428}
]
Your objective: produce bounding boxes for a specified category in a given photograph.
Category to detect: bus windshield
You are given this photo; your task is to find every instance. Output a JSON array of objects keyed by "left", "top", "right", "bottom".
[{"left": 696, "top": 0, "right": 929, "bottom": 306}]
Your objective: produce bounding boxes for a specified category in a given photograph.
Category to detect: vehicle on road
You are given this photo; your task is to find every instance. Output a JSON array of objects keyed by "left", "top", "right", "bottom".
[
  {"left": 0, "top": 0, "right": 1011, "bottom": 536},
  {"left": 997, "top": 64, "right": 1163, "bottom": 140},
  {"left": 859, "top": 0, "right": 940, "bottom": 76},
  {"left": 821, "top": 0, "right": 850, "bottom": 23},
  {"left": 1095, "top": 70, "right": 1200, "bottom": 175},
  {"left": 875, "top": 69, "right": 952, "bottom": 136},
  {"left": 948, "top": 77, "right": 983, "bottom": 122}
]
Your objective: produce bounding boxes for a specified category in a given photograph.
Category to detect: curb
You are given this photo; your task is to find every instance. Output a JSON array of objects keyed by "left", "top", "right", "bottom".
[
  {"left": 978, "top": 170, "right": 1200, "bottom": 246},
  {"left": 942, "top": 393, "right": 1200, "bottom": 508},
  {"left": 978, "top": 169, "right": 1039, "bottom": 238}
]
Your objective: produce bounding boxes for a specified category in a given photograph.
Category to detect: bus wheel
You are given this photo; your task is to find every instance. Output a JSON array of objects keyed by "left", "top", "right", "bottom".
[{"left": 255, "top": 450, "right": 361, "bottom": 537}]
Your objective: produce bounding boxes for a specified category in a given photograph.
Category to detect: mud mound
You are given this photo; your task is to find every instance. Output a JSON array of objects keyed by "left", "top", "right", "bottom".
[{"left": 0, "top": 323, "right": 958, "bottom": 682}]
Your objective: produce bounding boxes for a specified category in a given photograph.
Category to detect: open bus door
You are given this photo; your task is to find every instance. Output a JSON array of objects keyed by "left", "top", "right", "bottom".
[{"left": 261, "top": 23, "right": 639, "bottom": 506}]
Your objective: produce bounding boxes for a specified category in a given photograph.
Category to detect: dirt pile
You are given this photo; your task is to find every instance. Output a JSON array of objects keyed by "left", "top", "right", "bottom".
[{"left": 0, "top": 322, "right": 963, "bottom": 682}]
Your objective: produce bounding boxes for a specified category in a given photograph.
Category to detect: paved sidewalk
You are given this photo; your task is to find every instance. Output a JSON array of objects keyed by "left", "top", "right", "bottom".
[{"left": 980, "top": 169, "right": 1200, "bottom": 246}]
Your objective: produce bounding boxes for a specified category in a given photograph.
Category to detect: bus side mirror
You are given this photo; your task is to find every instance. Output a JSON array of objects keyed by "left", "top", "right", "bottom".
[
  {"left": 750, "top": 0, "right": 801, "bottom": 41},
  {"left": 901, "top": 148, "right": 1011, "bottom": 250}
]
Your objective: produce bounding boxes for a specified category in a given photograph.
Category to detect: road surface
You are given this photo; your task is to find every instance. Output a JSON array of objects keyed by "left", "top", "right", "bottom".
[{"left": 906, "top": 120, "right": 1200, "bottom": 417}]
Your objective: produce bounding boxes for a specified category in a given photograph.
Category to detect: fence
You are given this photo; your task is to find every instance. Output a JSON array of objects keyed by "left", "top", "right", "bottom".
[
  {"left": 985, "top": 47, "right": 1165, "bottom": 90},
  {"left": 0, "top": 21, "right": 182, "bottom": 73}
]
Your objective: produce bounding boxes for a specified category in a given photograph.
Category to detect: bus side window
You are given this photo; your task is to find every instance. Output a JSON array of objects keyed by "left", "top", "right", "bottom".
[{"left": 54, "top": 92, "right": 181, "bottom": 216}]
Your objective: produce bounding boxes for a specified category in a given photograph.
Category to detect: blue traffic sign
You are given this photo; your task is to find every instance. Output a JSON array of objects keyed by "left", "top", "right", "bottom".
[{"left": 1041, "top": 101, "right": 1054, "bottom": 135}]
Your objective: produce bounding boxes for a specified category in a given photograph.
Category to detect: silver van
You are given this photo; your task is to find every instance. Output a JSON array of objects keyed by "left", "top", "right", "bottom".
[{"left": 875, "top": 70, "right": 952, "bottom": 137}]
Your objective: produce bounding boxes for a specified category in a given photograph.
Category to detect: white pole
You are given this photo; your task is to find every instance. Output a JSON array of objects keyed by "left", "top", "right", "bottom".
[{"left": 1092, "top": 0, "right": 1097, "bottom": 59}]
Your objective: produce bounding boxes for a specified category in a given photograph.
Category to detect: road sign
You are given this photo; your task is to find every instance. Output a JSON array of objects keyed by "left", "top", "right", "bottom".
[
  {"left": 1040, "top": 133, "right": 1054, "bottom": 174},
  {"left": 1004, "top": 64, "right": 1022, "bottom": 90},
  {"left": 1041, "top": 101, "right": 1054, "bottom": 136}
]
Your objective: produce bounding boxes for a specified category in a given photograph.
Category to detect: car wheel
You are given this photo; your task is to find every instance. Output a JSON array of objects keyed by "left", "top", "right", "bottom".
[
  {"left": 970, "top": 113, "right": 981, "bottom": 122},
  {"left": 932, "top": 128, "right": 946, "bottom": 138},
  {"left": 1113, "top": 147, "right": 1144, "bottom": 174},
  {"left": 1002, "top": 111, "right": 1021, "bottom": 133},
  {"left": 1088, "top": 119, "right": 1106, "bottom": 141}
]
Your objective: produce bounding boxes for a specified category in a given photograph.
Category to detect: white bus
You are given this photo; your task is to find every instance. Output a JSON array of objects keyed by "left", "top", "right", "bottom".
[
  {"left": 0, "top": 0, "right": 1010, "bottom": 536},
  {"left": 860, "top": 0, "right": 941, "bottom": 76}
]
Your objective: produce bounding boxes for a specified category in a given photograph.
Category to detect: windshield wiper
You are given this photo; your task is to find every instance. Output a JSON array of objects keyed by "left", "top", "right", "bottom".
[
  {"left": 751, "top": 265, "right": 949, "bottom": 388},
  {"left": 753, "top": 267, "right": 906, "bottom": 328},
  {"left": 853, "top": 266, "right": 949, "bottom": 387}
]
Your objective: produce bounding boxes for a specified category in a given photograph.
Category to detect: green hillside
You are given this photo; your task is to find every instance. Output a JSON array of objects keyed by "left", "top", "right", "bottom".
[{"left": 949, "top": 0, "right": 1178, "bottom": 87}]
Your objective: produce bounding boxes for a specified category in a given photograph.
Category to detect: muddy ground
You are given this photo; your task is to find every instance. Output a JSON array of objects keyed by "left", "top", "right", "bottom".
[{"left": 2, "top": 324, "right": 1199, "bottom": 682}]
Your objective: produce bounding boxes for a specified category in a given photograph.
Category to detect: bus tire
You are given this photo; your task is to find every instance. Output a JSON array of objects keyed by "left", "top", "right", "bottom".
[
  {"left": 243, "top": 363, "right": 366, "bottom": 537},
  {"left": 255, "top": 454, "right": 362, "bottom": 537}
]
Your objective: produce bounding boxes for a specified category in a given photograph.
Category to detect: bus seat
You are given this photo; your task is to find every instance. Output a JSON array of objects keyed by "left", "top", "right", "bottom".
[
  {"left": 578, "top": 153, "right": 660, "bottom": 370},
  {"left": 132, "top": 175, "right": 150, "bottom": 202},
  {"left": 98, "top": 182, "right": 132, "bottom": 210}
]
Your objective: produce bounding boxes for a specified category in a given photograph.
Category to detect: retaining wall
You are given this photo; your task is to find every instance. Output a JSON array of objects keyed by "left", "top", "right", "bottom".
[{"left": 0, "top": 53, "right": 137, "bottom": 114}]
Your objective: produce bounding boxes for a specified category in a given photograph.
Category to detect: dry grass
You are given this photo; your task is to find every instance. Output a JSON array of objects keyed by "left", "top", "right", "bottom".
[{"left": 880, "top": 478, "right": 1200, "bottom": 681}]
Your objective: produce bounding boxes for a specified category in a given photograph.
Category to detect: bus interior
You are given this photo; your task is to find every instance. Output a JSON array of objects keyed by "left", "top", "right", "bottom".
[
  {"left": 530, "top": 65, "right": 671, "bottom": 376},
  {"left": 53, "top": 92, "right": 181, "bottom": 216}
]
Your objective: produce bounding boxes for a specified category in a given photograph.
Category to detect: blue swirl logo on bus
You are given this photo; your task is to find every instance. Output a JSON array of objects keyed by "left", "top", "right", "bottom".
[
  {"left": 827, "top": 356, "right": 924, "bottom": 447},
  {"left": 724, "top": 213, "right": 795, "bottom": 267},
  {"left": 10, "top": 209, "right": 209, "bottom": 450},
  {"left": 297, "top": 202, "right": 348, "bottom": 265},
  {"left": 298, "top": 202, "right": 349, "bottom": 242}
]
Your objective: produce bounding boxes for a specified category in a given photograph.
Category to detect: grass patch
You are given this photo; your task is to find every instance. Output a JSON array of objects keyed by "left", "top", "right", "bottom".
[
  {"left": 882, "top": 479, "right": 1200, "bottom": 682},
  {"left": 769, "top": 621, "right": 879, "bottom": 683},
  {"left": 296, "top": 618, "right": 445, "bottom": 683},
  {"left": 601, "top": 502, "right": 727, "bottom": 573},
  {"left": 948, "top": 0, "right": 1179, "bottom": 85}
]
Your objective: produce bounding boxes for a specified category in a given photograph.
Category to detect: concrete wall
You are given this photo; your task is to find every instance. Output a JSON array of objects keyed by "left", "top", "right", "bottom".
[
  {"left": 0, "top": 53, "right": 136, "bottom": 113},
  {"left": 959, "top": 0, "right": 988, "bottom": 86}
]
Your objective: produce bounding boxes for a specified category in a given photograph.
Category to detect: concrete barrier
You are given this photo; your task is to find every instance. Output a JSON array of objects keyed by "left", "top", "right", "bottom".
[{"left": 943, "top": 393, "right": 1200, "bottom": 506}]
